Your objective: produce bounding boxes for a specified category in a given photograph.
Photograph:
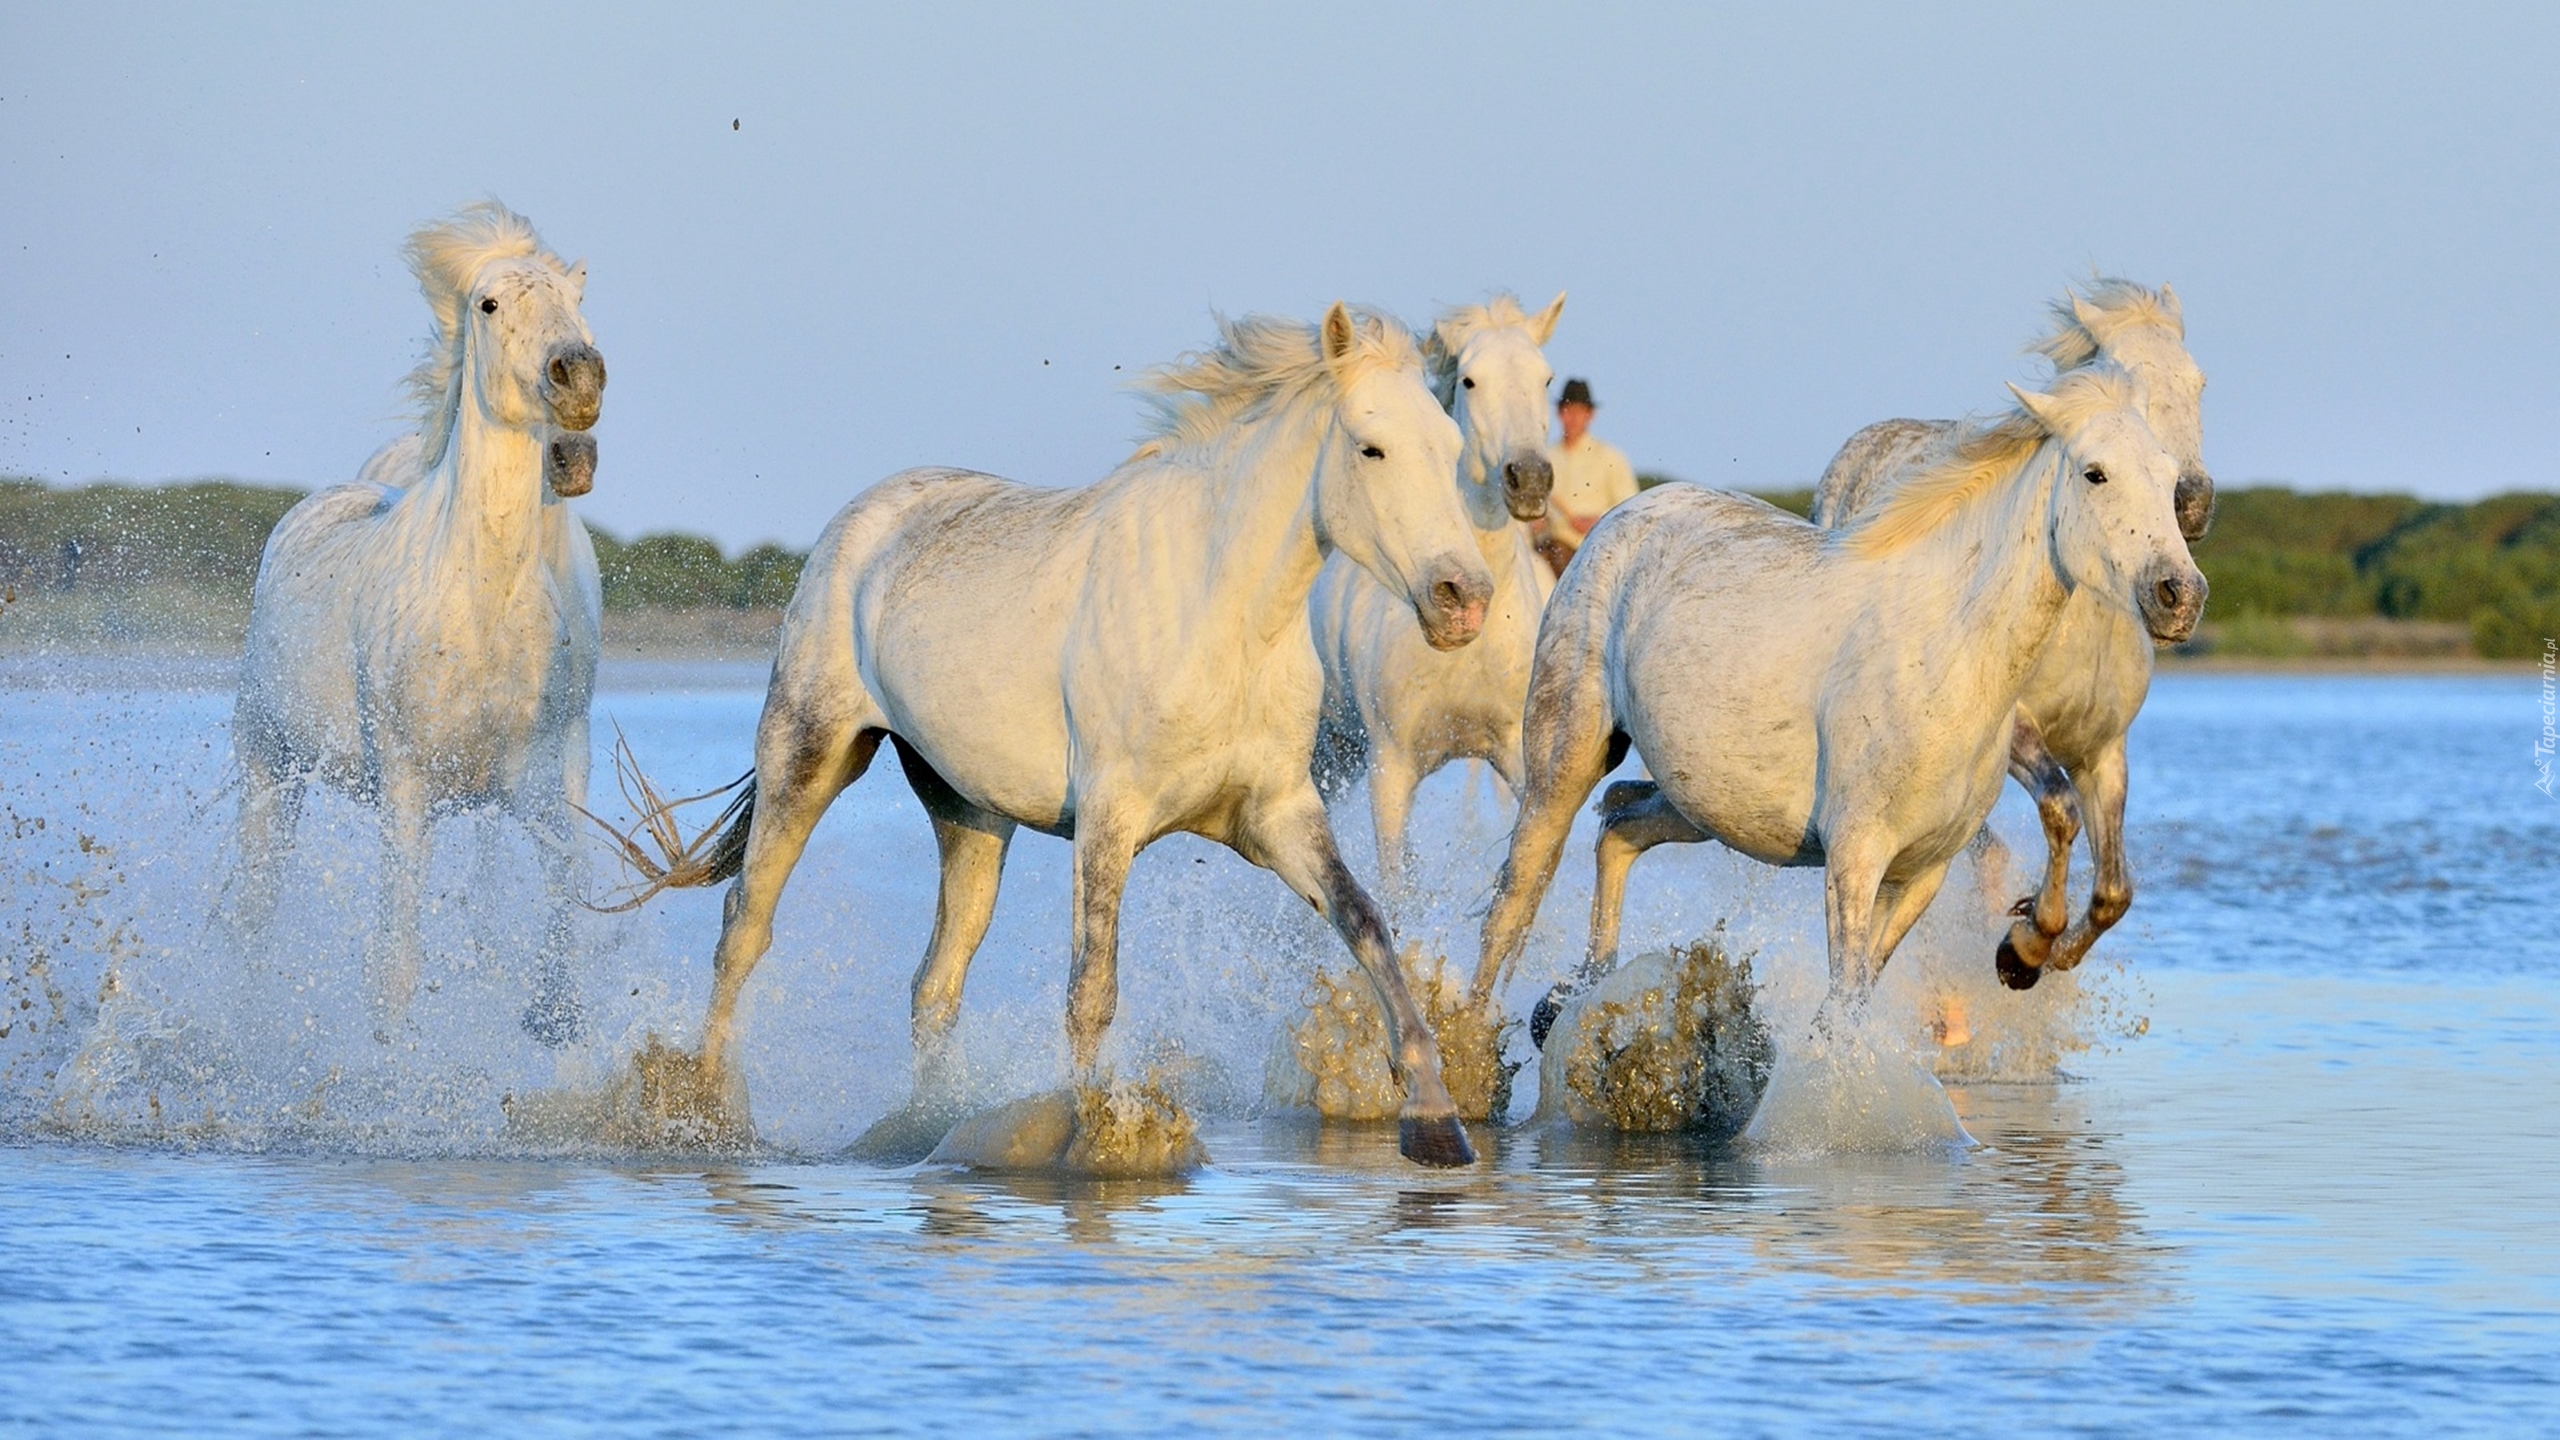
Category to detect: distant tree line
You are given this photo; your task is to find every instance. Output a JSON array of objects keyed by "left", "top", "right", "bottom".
[
  {"left": 7, "top": 476, "right": 2555, "bottom": 657},
  {"left": 0, "top": 478, "right": 802, "bottom": 613}
]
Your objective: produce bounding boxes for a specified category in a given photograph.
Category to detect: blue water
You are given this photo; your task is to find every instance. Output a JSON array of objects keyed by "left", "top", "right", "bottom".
[{"left": 3, "top": 666, "right": 2556, "bottom": 1434}]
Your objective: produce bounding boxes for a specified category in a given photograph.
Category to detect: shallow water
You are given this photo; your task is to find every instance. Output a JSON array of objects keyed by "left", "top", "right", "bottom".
[{"left": 4, "top": 665, "right": 2555, "bottom": 1432}]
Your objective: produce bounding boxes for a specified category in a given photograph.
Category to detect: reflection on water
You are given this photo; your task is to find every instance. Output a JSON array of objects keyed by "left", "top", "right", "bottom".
[{"left": 4, "top": 666, "right": 2558, "bottom": 1430}]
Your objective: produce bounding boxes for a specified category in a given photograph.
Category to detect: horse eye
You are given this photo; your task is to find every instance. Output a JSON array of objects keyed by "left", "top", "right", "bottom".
[
  {"left": 1460, "top": 377, "right": 1476, "bottom": 390},
  {"left": 479, "top": 296, "right": 498, "bottom": 314},
  {"left": 2083, "top": 465, "right": 2109, "bottom": 485},
  {"left": 1361, "top": 445, "right": 1386, "bottom": 460}
]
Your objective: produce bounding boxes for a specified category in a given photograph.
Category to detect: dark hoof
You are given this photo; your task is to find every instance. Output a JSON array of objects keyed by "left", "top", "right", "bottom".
[
  {"left": 522, "top": 991, "right": 586, "bottom": 1049},
  {"left": 1399, "top": 1113, "right": 1477, "bottom": 1168},
  {"left": 1529, "top": 983, "right": 1573, "bottom": 1051},
  {"left": 1995, "top": 934, "right": 2043, "bottom": 991}
]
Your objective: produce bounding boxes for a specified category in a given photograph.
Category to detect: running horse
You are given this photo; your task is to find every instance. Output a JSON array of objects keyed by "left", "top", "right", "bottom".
[
  {"left": 1811, "top": 280, "right": 2212, "bottom": 987},
  {"left": 660, "top": 305, "right": 1495, "bottom": 1166},
  {"left": 231, "top": 202, "right": 606, "bottom": 1044},
  {"left": 1473, "top": 363, "right": 2204, "bottom": 1039}
]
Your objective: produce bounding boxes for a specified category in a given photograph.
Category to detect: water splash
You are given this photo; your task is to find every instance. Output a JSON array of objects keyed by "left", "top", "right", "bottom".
[
  {"left": 1533, "top": 937, "right": 1773, "bottom": 1141},
  {"left": 1267, "top": 946, "right": 1516, "bottom": 1122},
  {"left": 927, "top": 1076, "right": 1206, "bottom": 1177}
]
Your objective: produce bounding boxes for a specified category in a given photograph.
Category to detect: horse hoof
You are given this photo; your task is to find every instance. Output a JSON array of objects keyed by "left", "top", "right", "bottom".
[
  {"left": 1399, "top": 1114, "right": 1477, "bottom": 1168},
  {"left": 1529, "top": 983, "right": 1573, "bottom": 1051},
  {"left": 1995, "top": 935, "right": 2043, "bottom": 991}
]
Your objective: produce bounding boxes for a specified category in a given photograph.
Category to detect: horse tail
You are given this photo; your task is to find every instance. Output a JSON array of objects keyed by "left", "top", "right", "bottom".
[
  {"left": 699, "top": 778, "right": 757, "bottom": 885},
  {"left": 576, "top": 722, "right": 760, "bottom": 911}
]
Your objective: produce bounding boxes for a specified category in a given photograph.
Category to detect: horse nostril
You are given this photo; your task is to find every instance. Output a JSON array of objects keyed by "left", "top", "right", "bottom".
[
  {"left": 1432, "top": 579, "right": 1465, "bottom": 614},
  {"left": 2157, "top": 578, "right": 2183, "bottom": 610},
  {"left": 549, "top": 357, "right": 571, "bottom": 388}
]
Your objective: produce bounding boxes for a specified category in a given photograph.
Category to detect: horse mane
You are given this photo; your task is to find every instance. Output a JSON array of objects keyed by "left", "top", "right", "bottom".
[
  {"left": 401, "top": 201, "right": 568, "bottom": 467},
  {"left": 1843, "top": 365, "right": 2142, "bottom": 557},
  {"left": 1128, "top": 308, "right": 1422, "bottom": 464},
  {"left": 1422, "top": 294, "right": 1536, "bottom": 408},
  {"left": 2030, "top": 276, "right": 2184, "bottom": 373}
]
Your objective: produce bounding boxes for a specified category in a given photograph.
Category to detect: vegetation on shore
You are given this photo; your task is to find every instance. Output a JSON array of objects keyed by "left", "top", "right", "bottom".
[{"left": 7, "top": 475, "right": 2554, "bottom": 661}]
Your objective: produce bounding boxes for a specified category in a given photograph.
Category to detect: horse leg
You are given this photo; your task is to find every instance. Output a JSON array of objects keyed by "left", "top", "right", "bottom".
[
  {"left": 2039, "top": 738, "right": 2132, "bottom": 977},
  {"left": 1062, "top": 807, "right": 1143, "bottom": 1081},
  {"left": 700, "top": 717, "right": 883, "bottom": 1077},
  {"left": 1367, "top": 742, "right": 1420, "bottom": 891},
  {"left": 514, "top": 789, "right": 586, "bottom": 1048},
  {"left": 1816, "top": 829, "right": 1896, "bottom": 1031},
  {"left": 1863, "top": 859, "right": 1954, "bottom": 987},
  {"left": 228, "top": 758, "right": 305, "bottom": 941},
  {"left": 1244, "top": 787, "right": 1474, "bottom": 1167},
  {"left": 892, "top": 737, "right": 1015, "bottom": 1106},
  {"left": 1523, "top": 780, "right": 1708, "bottom": 1048},
  {"left": 367, "top": 769, "right": 431, "bottom": 1042},
  {"left": 1472, "top": 656, "right": 1623, "bottom": 1003},
  {"left": 1586, "top": 780, "right": 1710, "bottom": 978},
  {"left": 1996, "top": 708, "right": 2082, "bottom": 987}
]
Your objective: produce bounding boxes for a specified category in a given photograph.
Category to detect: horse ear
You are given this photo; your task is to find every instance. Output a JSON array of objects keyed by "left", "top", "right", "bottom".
[
  {"left": 2157, "top": 281, "right": 2181, "bottom": 320},
  {"left": 1321, "top": 301, "right": 1357, "bottom": 364},
  {"left": 2069, "top": 291, "right": 2106, "bottom": 334},
  {"left": 568, "top": 260, "right": 588, "bottom": 299},
  {"left": 2008, "top": 381, "right": 2070, "bottom": 435},
  {"left": 1531, "top": 291, "right": 1566, "bottom": 345}
]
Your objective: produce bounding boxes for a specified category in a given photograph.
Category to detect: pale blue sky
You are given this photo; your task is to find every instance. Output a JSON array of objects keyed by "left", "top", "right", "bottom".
[{"left": 3, "top": 3, "right": 2553, "bottom": 549}]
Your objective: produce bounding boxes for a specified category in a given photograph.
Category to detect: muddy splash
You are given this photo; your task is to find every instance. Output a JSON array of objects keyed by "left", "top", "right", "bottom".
[
  {"left": 1267, "top": 945, "right": 1515, "bottom": 1122},
  {"left": 927, "top": 1076, "right": 1206, "bottom": 1177},
  {"left": 1533, "top": 936, "right": 1774, "bottom": 1141}
]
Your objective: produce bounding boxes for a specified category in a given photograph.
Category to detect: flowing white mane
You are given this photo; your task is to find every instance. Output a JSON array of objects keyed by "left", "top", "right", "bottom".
[
  {"left": 1130, "top": 308, "right": 1422, "bottom": 464},
  {"left": 401, "top": 200, "right": 570, "bottom": 466},
  {"left": 1421, "top": 294, "right": 1536, "bottom": 408},
  {"left": 2030, "top": 277, "right": 2184, "bottom": 373},
  {"left": 1843, "top": 365, "right": 2142, "bottom": 557}
]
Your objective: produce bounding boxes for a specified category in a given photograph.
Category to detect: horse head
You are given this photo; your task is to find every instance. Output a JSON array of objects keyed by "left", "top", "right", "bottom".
[
  {"left": 2011, "top": 368, "right": 2208, "bottom": 644},
  {"left": 1314, "top": 302, "right": 1491, "bottom": 650},
  {"left": 405, "top": 202, "right": 606, "bottom": 497},
  {"left": 2061, "top": 282, "right": 2212, "bottom": 540},
  {"left": 1429, "top": 292, "right": 1565, "bottom": 527}
]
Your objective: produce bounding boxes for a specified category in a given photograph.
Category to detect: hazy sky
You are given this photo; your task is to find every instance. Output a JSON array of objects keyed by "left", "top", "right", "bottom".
[{"left": 4, "top": 3, "right": 2554, "bottom": 549}]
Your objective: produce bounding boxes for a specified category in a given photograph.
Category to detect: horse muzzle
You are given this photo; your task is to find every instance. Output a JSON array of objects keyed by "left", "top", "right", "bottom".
[
  {"left": 542, "top": 342, "right": 607, "bottom": 432},
  {"left": 2175, "top": 468, "right": 2216, "bottom": 541},
  {"left": 547, "top": 431, "right": 597, "bottom": 499},
  {"left": 1415, "top": 558, "right": 1494, "bottom": 650},
  {"left": 1502, "top": 451, "right": 1554, "bottom": 522},
  {"left": 2138, "top": 560, "right": 2207, "bottom": 643}
]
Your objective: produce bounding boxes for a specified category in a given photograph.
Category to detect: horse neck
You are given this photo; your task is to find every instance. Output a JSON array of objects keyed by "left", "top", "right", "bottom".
[
  {"left": 1193, "top": 398, "right": 1332, "bottom": 647},
  {"left": 1888, "top": 442, "right": 2072, "bottom": 696},
  {"left": 407, "top": 354, "right": 559, "bottom": 581}
]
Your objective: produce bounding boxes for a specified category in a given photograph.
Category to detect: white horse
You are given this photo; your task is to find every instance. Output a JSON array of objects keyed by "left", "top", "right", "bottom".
[
  {"left": 1472, "top": 364, "right": 2205, "bottom": 1041},
  {"left": 1811, "top": 280, "right": 2210, "bottom": 988},
  {"left": 231, "top": 202, "right": 606, "bottom": 1045},
  {"left": 661, "top": 305, "right": 1494, "bottom": 1166},
  {"left": 1309, "top": 293, "right": 1563, "bottom": 882}
]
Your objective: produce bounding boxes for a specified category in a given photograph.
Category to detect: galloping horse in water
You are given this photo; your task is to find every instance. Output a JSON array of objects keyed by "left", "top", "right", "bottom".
[
  {"left": 1472, "top": 364, "right": 2204, "bottom": 1039},
  {"left": 664, "top": 305, "right": 1494, "bottom": 1166},
  {"left": 232, "top": 202, "right": 606, "bottom": 1045},
  {"left": 1310, "top": 293, "right": 1563, "bottom": 883},
  {"left": 1812, "top": 280, "right": 2211, "bottom": 988}
]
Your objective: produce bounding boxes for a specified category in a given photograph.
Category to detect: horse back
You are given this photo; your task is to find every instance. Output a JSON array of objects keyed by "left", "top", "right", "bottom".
[{"left": 1809, "top": 418, "right": 1951, "bottom": 528}]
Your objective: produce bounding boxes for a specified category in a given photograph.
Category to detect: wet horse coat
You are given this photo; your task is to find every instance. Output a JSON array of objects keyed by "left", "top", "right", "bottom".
[
  {"left": 683, "top": 305, "right": 1495, "bottom": 1166},
  {"left": 231, "top": 202, "right": 606, "bottom": 1043},
  {"left": 1472, "top": 365, "right": 2205, "bottom": 1037},
  {"left": 1811, "top": 280, "right": 2212, "bottom": 986},
  {"left": 1310, "top": 293, "right": 1563, "bottom": 882}
]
